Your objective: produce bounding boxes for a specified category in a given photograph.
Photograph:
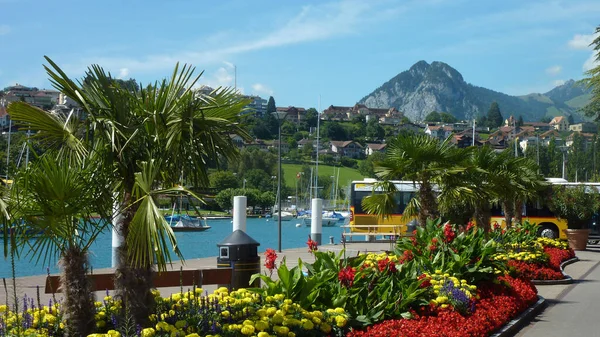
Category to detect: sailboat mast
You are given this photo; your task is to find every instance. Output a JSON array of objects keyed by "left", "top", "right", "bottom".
[{"left": 315, "top": 95, "right": 320, "bottom": 198}]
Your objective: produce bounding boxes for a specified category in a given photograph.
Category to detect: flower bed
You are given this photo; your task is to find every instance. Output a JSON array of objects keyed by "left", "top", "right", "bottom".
[
  {"left": 346, "top": 275, "right": 537, "bottom": 337},
  {"left": 0, "top": 220, "right": 578, "bottom": 337}
]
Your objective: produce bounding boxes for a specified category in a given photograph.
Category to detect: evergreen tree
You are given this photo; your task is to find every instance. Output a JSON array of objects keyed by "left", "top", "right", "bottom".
[
  {"left": 517, "top": 115, "right": 524, "bottom": 127},
  {"left": 424, "top": 111, "right": 441, "bottom": 122},
  {"left": 486, "top": 102, "right": 503, "bottom": 128},
  {"left": 567, "top": 114, "right": 575, "bottom": 125},
  {"left": 267, "top": 96, "right": 276, "bottom": 114},
  {"left": 583, "top": 25, "right": 600, "bottom": 120}
]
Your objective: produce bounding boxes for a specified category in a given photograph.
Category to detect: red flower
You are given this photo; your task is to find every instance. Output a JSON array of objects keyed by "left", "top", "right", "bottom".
[
  {"left": 338, "top": 266, "right": 356, "bottom": 288},
  {"left": 306, "top": 235, "right": 318, "bottom": 254},
  {"left": 443, "top": 223, "right": 456, "bottom": 243},
  {"left": 417, "top": 274, "right": 431, "bottom": 288},
  {"left": 399, "top": 250, "right": 414, "bottom": 264},
  {"left": 377, "top": 257, "right": 397, "bottom": 274},
  {"left": 264, "top": 248, "right": 278, "bottom": 276},
  {"left": 466, "top": 221, "right": 475, "bottom": 231}
]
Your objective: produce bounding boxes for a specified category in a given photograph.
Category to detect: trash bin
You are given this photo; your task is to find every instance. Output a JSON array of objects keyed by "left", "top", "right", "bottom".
[{"left": 217, "top": 230, "right": 261, "bottom": 289}]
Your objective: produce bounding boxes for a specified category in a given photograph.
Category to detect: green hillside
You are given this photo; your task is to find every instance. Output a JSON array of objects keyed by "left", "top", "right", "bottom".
[
  {"left": 566, "top": 93, "right": 592, "bottom": 109},
  {"left": 282, "top": 163, "right": 364, "bottom": 189}
]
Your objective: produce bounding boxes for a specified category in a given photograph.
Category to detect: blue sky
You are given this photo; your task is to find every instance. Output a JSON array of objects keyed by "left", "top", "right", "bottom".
[{"left": 0, "top": 0, "right": 599, "bottom": 109}]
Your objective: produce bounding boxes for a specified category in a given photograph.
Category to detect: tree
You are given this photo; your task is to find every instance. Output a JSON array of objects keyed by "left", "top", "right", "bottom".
[
  {"left": 583, "top": 25, "right": 600, "bottom": 120},
  {"left": 486, "top": 102, "right": 503, "bottom": 128},
  {"left": 10, "top": 155, "right": 112, "bottom": 336},
  {"left": 517, "top": 115, "right": 524, "bottom": 127},
  {"left": 440, "top": 112, "right": 458, "bottom": 123},
  {"left": 304, "top": 108, "right": 318, "bottom": 128},
  {"left": 362, "top": 134, "right": 470, "bottom": 227},
  {"left": 267, "top": 96, "right": 276, "bottom": 114},
  {"left": 322, "top": 122, "right": 347, "bottom": 140},
  {"left": 358, "top": 151, "right": 385, "bottom": 178},
  {"left": 7, "top": 57, "right": 251, "bottom": 326},
  {"left": 243, "top": 169, "right": 273, "bottom": 191},
  {"left": 568, "top": 114, "right": 575, "bottom": 125},
  {"left": 215, "top": 188, "right": 235, "bottom": 211},
  {"left": 209, "top": 171, "right": 239, "bottom": 190},
  {"left": 424, "top": 111, "right": 441, "bottom": 122},
  {"left": 366, "top": 119, "right": 385, "bottom": 140}
]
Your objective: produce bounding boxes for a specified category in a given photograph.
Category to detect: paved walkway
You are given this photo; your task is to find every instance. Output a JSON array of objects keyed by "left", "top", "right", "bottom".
[
  {"left": 0, "top": 241, "right": 393, "bottom": 306},
  {"left": 517, "top": 243, "right": 600, "bottom": 336}
]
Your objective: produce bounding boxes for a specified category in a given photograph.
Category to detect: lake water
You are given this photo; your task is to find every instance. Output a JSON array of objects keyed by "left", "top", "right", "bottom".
[{"left": 0, "top": 217, "right": 345, "bottom": 278}]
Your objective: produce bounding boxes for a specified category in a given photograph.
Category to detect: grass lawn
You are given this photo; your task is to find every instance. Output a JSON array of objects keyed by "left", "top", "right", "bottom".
[{"left": 282, "top": 163, "right": 364, "bottom": 189}]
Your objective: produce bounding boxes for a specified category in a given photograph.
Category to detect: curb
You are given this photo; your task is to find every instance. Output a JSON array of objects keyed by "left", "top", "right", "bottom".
[
  {"left": 531, "top": 257, "right": 579, "bottom": 285},
  {"left": 490, "top": 295, "right": 547, "bottom": 337}
]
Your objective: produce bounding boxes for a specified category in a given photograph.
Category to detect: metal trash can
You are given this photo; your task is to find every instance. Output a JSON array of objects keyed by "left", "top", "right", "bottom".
[{"left": 217, "top": 230, "right": 261, "bottom": 289}]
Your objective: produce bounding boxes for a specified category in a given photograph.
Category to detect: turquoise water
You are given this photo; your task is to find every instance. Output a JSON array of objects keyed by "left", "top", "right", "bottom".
[{"left": 0, "top": 217, "right": 345, "bottom": 278}]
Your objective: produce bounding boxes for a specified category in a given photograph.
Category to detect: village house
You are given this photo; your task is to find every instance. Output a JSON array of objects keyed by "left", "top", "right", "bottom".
[
  {"left": 539, "top": 129, "right": 563, "bottom": 146},
  {"left": 330, "top": 140, "right": 364, "bottom": 159},
  {"left": 569, "top": 122, "right": 597, "bottom": 133},
  {"left": 549, "top": 116, "right": 569, "bottom": 131},
  {"left": 565, "top": 132, "right": 595, "bottom": 149},
  {"left": 523, "top": 122, "right": 551, "bottom": 132},
  {"left": 276, "top": 106, "right": 306, "bottom": 124},
  {"left": 365, "top": 143, "right": 387, "bottom": 156}
]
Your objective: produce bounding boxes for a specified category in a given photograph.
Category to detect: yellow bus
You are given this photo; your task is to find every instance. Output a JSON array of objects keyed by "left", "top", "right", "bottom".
[
  {"left": 349, "top": 179, "right": 417, "bottom": 236},
  {"left": 349, "top": 178, "right": 599, "bottom": 240}
]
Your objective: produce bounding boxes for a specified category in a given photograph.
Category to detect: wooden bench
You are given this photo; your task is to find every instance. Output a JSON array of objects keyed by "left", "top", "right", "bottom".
[{"left": 44, "top": 268, "right": 233, "bottom": 294}]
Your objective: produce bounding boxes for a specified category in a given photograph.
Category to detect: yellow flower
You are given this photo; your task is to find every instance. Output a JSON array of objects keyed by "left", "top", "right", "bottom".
[
  {"left": 334, "top": 307, "right": 345, "bottom": 314},
  {"left": 240, "top": 325, "right": 255, "bottom": 335},
  {"left": 258, "top": 333, "right": 270, "bottom": 337},
  {"left": 141, "top": 328, "right": 156, "bottom": 337},
  {"left": 335, "top": 315, "right": 347, "bottom": 327},
  {"left": 107, "top": 330, "right": 122, "bottom": 337},
  {"left": 302, "top": 319, "right": 314, "bottom": 330}
]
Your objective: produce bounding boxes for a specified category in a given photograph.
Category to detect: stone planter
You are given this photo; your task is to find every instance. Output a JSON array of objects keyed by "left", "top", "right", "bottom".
[{"left": 565, "top": 228, "right": 590, "bottom": 251}]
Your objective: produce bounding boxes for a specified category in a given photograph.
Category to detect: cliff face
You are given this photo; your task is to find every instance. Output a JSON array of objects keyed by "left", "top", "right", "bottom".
[{"left": 359, "top": 61, "right": 590, "bottom": 121}]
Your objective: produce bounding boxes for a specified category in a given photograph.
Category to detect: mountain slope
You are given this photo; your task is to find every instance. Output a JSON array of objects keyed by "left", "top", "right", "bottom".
[{"left": 359, "top": 61, "right": 590, "bottom": 122}]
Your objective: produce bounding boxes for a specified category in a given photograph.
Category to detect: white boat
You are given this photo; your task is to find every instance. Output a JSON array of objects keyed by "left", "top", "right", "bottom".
[
  {"left": 272, "top": 211, "right": 294, "bottom": 221},
  {"left": 298, "top": 210, "right": 344, "bottom": 227}
]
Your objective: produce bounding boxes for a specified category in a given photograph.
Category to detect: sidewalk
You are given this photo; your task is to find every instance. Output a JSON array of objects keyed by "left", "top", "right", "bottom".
[
  {"left": 0, "top": 241, "right": 392, "bottom": 307},
  {"left": 516, "top": 243, "right": 600, "bottom": 336}
]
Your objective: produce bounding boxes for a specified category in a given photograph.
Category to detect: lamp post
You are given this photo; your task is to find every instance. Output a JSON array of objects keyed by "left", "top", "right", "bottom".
[{"left": 273, "top": 110, "right": 288, "bottom": 252}]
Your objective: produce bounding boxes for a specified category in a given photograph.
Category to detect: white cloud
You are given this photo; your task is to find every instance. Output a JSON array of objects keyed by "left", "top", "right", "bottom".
[
  {"left": 546, "top": 65, "right": 562, "bottom": 76},
  {"left": 568, "top": 32, "right": 599, "bottom": 50},
  {"left": 584, "top": 53, "right": 599, "bottom": 71},
  {"left": 251, "top": 83, "right": 274, "bottom": 96},
  {"left": 0, "top": 24, "right": 10, "bottom": 35},
  {"left": 118, "top": 68, "right": 130, "bottom": 79},
  {"left": 552, "top": 79, "right": 565, "bottom": 86},
  {"left": 61, "top": 1, "right": 397, "bottom": 78}
]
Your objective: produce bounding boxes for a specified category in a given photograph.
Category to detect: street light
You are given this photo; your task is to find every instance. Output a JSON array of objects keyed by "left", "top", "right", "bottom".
[{"left": 273, "top": 110, "right": 288, "bottom": 252}]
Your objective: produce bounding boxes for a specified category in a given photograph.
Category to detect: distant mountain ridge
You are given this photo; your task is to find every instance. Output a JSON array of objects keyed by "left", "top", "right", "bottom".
[{"left": 358, "top": 61, "right": 591, "bottom": 122}]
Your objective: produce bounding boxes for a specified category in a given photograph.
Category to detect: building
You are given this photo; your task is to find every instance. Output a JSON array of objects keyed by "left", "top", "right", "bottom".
[
  {"left": 365, "top": 143, "right": 387, "bottom": 156},
  {"left": 0, "top": 105, "right": 10, "bottom": 129},
  {"left": 569, "top": 122, "right": 597, "bottom": 133},
  {"left": 539, "top": 129, "right": 563, "bottom": 146},
  {"left": 2, "top": 84, "right": 59, "bottom": 109},
  {"left": 243, "top": 95, "right": 268, "bottom": 117},
  {"left": 549, "top": 116, "right": 569, "bottom": 131},
  {"left": 522, "top": 122, "right": 551, "bottom": 132},
  {"left": 276, "top": 106, "right": 306, "bottom": 124},
  {"left": 322, "top": 104, "right": 402, "bottom": 122},
  {"left": 330, "top": 140, "right": 363, "bottom": 159}
]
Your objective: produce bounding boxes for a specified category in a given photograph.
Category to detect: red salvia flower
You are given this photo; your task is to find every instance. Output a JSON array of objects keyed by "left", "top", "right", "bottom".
[{"left": 443, "top": 223, "right": 456, "bottom": 243}]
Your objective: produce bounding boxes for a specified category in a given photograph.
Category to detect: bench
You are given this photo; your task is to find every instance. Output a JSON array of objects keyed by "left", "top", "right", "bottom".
[{"left": 44, "top": 268, "right": 233, "bottom": 294}]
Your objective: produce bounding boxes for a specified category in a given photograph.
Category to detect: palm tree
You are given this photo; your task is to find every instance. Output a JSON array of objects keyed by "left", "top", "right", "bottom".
[
  {"left": 500, "top": 155, "right": 546, "bottom": 227},
  {"left": 8, "top": 56, "right": 252, "bottom": 325},
  {"left": 362, "top": 134, "right": 470, "bottom": 227},
  {"left": 10, "top": 154, "right": 112, "bottom": 336}
]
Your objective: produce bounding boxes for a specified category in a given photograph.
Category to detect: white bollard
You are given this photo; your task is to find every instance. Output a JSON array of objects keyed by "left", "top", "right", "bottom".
[
  {"left": 111, "top": 199, "right": 124, "bottom": 268},
  {"left": 233, "top": 196, "right": 247, "bottom": 232},
  {"left": 311, "top": 198, "right": 323, "bottom": 245}
]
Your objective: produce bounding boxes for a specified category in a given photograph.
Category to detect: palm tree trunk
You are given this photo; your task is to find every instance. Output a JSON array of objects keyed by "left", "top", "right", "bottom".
[
  {"left": 475, "top": 203, "right": 492, "bottom": 233},
  {"left": 60, "top": 247, "right": 95, "bottom": 337},
  {"left": 418, "top": 180, "right": 438, "bottom": 227},
  {"left": 514, "top": 199, "right": 524, "bottom": 224},
  {"left": 502, "top": 200, "right": 515, "bottom": 228},
  {"left": 114, "top": 191, "right": 155, "bottom": 327}
]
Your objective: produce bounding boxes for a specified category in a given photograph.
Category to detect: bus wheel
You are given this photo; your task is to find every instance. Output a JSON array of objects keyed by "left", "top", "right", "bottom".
[{"left": 537, "top": 224, "right": 558, "bottom": 239}]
